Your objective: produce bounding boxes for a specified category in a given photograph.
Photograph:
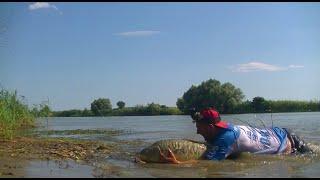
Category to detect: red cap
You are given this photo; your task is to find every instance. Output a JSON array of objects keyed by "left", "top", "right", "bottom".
[
  {"left": 200, "top": 109, "right": 220, "bottom": 121},
  {"left": 199, "top": 109, "right": 228, "bottom": 128},
  {"left": 214, "top": 121, "right": 229, "bottom": 129}
]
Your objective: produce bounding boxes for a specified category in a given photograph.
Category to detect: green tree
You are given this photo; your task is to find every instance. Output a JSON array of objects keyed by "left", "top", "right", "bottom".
[
  {"left": 176, "top": 79, "right": 244, "bottom": 113},
  {"left": 176, "top": 98, "right": 185, "bottom": 112},
  {"left": 116, "top": 101, "right": 125, "bottom": 109},
  {"left": 252, "top": 96, "right": 269, "bottom": 113},
  {"left": 146, "top": 103, "right": 161, "bottom": 115},
  {"left": 30, "top": 106, "right": 40, "bottom": 117},
  {"left": 220, "top": 82, "right": 245, "bottom": 113},
  {"left": 38, "top": 104, "right": 52, "bottom": 117},
  {"left": 235, "top": 100, "right": 253, "bottom": 113},
  {"left": 90, "top": 98, "right": 112, "bottom": 116},
  {"left": 82, "top": 108, "right": 93, "bottom": 116}
]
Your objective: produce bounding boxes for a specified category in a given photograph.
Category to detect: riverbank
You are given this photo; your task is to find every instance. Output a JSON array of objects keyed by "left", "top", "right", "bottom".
[{"left": 0, "top": 135, "right": 118, "bottom": 177}]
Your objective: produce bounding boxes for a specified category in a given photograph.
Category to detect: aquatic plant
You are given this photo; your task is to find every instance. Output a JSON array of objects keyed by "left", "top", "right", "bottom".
[{"left": 0, "top": 88, "right": 35, "bottom": 139}]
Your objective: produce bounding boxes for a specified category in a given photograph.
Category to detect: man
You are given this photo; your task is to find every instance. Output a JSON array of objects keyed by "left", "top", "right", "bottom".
[{"left": 159, "top": 107, "right": 311, "bottom": 163}]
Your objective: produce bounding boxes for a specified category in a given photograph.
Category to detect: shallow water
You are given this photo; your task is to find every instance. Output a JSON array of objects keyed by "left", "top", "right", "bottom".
[{"left": 28, "top": 112, "right": 320, "bottom": 177}]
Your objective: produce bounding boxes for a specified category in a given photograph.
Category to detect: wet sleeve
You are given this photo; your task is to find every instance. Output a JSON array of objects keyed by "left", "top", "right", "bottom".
[
  {"left": 272, "top": 127, "right": 289, "bottom": 153},
  {"left": 205, "top": 130, "right": 237, "bottom": 161}
]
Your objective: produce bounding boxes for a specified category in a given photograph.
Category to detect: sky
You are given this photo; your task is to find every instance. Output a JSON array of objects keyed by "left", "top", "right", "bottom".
[{"left": 1, "top": 2, "right": 319, "bottom": 111}]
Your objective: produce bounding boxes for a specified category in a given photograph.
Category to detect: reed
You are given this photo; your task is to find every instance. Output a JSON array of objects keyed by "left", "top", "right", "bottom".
[{"left": 0, "top": 88, "right": 35, "bottom": 139}]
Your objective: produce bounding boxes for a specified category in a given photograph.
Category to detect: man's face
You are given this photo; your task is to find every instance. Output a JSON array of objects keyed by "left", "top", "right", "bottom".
[{"left": 196, "top": 122, "right": 212, "bottom": 141}]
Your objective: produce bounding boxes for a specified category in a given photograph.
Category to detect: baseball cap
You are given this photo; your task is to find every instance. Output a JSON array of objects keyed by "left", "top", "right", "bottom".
[{"left": 198, "top": 108, "right": 228, "bottom": 129}]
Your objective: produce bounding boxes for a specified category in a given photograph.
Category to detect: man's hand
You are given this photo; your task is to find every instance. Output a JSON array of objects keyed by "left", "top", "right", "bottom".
[{"left": 158, "top": 146, "right": 181, "bottom": 164}]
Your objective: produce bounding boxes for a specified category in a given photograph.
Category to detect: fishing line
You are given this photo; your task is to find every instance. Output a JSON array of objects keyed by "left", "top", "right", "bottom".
[
  {"left": 254, "top": 114, "right": 267, "bottom": 129},
  {"left": 232, "top": 117, "right": 255, "bottom": 128}
]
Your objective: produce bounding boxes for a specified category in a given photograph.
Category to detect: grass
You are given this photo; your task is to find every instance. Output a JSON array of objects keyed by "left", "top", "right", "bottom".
[{"left": 0, "top": 88, "right": 35, "bottom": 139}]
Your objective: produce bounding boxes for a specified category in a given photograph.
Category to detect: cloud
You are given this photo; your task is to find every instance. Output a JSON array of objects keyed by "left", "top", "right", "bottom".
[
  {"left": 28, "top": 2, "right": 62, "bottom": 15},
  {"left": 114, "top": 31, "right": 160, "bottom": 37},
  {"left": 231, "top": 61, "right": 304, "bottom": 73},
  {"left": 232, "top": 62, "right": 285, "bottom": 72},
  {"left": 288, "top": 64, "right": 304, "bottom": 69}
]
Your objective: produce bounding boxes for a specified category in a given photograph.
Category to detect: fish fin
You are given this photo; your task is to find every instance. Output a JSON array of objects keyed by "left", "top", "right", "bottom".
[
  {"left": 158, "top": 146, "right": 181, "bottom": 164},
  {"left": 182, "top": 138, "right": 206, "bottom": 144},
  {"left": 134, "top": 157, "right": 146, "bottom": 164}
]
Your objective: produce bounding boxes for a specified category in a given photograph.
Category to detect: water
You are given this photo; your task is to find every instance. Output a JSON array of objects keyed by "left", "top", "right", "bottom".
[
  {"left": 31, "top": 112, "right": 320, "bottom": 177},
  {"left": 36, "top": 115, "right": 201, "bottom": 142}
]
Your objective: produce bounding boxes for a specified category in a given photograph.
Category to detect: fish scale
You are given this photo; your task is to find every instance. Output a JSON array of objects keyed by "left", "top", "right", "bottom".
[{"left": 138, "top": 139, "right": 207, "bottom": 163}]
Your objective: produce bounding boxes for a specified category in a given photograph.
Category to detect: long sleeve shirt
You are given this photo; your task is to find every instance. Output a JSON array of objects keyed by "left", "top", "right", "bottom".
[{"left": 205, "top": 123, "right": 289, "bottom": 160}]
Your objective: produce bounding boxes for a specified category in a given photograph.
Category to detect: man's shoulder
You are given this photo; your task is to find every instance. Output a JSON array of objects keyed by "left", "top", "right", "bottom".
[{"left": 215, "top": 124, "right": 240, "bottom": 141}]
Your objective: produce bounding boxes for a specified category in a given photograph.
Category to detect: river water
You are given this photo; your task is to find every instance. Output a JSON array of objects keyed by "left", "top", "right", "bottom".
[{"left": 25, "top": 112, "right": 320, "bottom": 177}]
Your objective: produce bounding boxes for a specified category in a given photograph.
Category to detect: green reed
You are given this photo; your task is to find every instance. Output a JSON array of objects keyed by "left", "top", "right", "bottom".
[{"left": 0, "top": 88, "right": 35, "bottom": 139}]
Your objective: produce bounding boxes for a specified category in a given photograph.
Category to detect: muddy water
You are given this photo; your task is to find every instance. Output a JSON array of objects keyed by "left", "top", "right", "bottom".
[{"left": 3, "top": 112, "right": 320, "bottom": 177}]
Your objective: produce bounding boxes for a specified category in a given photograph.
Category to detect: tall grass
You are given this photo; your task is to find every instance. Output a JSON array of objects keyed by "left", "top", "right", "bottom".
[{"left": 0, "top": 88, "right": 35, "bottom": 139}]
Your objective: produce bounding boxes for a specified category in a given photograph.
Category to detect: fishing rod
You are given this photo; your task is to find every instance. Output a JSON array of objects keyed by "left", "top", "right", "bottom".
[
  {"left": 265, "top": 107, "right": 274, "bottom": 128},
  {"left": 271, "top": 110, "right": 273, "bottom": 128}
]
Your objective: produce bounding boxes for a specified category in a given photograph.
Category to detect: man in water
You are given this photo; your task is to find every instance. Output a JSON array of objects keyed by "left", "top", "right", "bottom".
[{"left": 159, "top": 108, "right": 312, "bottom": 163}]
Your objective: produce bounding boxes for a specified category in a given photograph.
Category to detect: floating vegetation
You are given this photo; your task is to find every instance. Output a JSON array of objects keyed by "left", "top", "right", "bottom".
[
  {"left": 35, "top": 128, "right": 129, "bottom": 136},
  {"left": 0, "top": 136, "right": 119, "bottom": 162}
]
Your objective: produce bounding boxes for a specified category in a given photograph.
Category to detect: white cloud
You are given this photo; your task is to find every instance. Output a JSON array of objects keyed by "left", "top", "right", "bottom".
[
  {"left": 288, "top": 64, "right": 304, "bottom": 69},
  {"left": 114, "top": 31, "right": 160, "bottom": 37},
  {"left": 231, "top": 61, "right": 304, "bottom": 73},
  {"left": 29, "top": 2, "right": 62, "bottom": 15},
  {"left": 232, "top": 62, "right": 285, "bottom": 72},
  {"left": 29, "top": 2, "right": 51, "bottom": 10}
]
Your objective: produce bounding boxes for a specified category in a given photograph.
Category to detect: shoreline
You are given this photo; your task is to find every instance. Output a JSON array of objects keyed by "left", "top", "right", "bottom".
[{"left": 0, "top": 135, "right": 119, "bottom": 178}]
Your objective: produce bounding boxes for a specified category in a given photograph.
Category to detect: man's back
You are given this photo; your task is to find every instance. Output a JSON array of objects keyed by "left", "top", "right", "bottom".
[
  {"left": 235, "top": 125, "right": 288, "bottom": 154},
  {"left": 205, "top": 124, "right": 290, "bottom": 160}
]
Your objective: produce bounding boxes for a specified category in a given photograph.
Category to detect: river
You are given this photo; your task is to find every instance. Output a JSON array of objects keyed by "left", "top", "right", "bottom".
[{"left": 21, "top": 112, "right": 320, "bottom": 177}]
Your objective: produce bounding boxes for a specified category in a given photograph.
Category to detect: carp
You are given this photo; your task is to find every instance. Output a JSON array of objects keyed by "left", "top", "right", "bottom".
[{"left": 136, "top": 139, "right": 207, "bottom": 163}]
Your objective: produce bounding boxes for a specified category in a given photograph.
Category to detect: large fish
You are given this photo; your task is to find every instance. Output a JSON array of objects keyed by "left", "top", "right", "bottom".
[{"left": 136, "top": 139, "right": 207, "bottom": 163}]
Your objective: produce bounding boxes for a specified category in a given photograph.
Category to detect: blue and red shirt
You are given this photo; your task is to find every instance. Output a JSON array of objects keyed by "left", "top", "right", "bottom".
[{"left": 205, "top": 122, "right": 289, "bottom": 160}]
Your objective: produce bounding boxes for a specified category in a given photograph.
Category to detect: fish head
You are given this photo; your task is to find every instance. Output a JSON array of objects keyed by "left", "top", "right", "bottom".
[{"left": 138, "top": 146, "right": 161, "bottom": 162}]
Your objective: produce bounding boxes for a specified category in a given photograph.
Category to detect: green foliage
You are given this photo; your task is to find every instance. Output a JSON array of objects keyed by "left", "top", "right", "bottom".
[
  {"left": 51, "top": 98, "right": 320, "bottom": 117},
  {"left": 159, "top": 106, "right": 182, "bottom": 115},
  {"left": 39, "top": 104, "right": 52, "bottom": 117},
  {"left": 116, "top": 101, "right": 125, "bottom": 109},
  {"left": 0, "top": 88, "right": 35, "bottom": 139},
  {"left": 82, "top": 108, "right": 93, "bottom": 116},
  {"left": 88, "top": 103, "right": 181, "bottom": 116},
  {"left": 53, "top": 108, "right": 94, "bottom": 117},
  {"left": 52, "top": 101, "right": 182, "bottom": 117},
  {"left": 31, "top": 103, "right": 52, "bottom": 117},
  {"left": 54, "top": 109, "right": 80, "bottom": 117},
  {"left": 90, "top": 98, "right": 112, "bottom": 116},
  {"left": 233, "top": 100, "right": 253, "bottom": 114},
  {"left": 234, "top": 98, "right": 320, "bottom": 114},
  {"left": 251, "top": 96, "right": 270, "bottom": 113},
  {"left": 176, "top": 98, "right": 185, "bottom": 113},
  {"left": 267, "top": 100, "right": 319, "bottom": 113},
  {"left": 176, "top": 79, "right": 245, "bottom": 113},
  {"left": 146, "top": 103, "right": 161, "bottom": 115}
]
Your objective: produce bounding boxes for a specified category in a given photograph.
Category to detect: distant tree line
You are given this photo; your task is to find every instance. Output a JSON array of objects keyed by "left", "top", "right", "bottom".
[
  {"left": 52, "top": 101, "right": 182, "bottom": 117},
  {"left": 48, "top": 78, "right": 319, "bottom": 117},
  {"left": 234, "top": 97, "right": 320, "bottom": 114}
]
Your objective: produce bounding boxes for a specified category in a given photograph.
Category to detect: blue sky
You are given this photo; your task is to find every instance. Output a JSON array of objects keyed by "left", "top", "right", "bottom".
[{"left": 1, "top": 2, "right": 319, "bottom": 111}]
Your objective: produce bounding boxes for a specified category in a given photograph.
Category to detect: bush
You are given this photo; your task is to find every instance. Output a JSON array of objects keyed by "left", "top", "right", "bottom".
[{"left": 0, "top": 89, "right": 35, "bottom": 139}]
